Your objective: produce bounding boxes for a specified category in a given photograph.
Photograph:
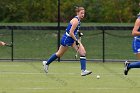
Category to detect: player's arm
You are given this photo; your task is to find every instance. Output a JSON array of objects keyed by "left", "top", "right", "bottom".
[
  {"left": 132, "top": 18, "right": 140, "bottom": 36},
  {"left": 0, "top": 41, "right": 12, "bottom": 47},
  {"left": 0, "top": 41, "right": 6, "bottom": 46}
]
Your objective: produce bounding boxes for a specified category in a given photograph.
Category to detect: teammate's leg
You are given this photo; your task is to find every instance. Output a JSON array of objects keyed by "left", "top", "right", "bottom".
[
  {"left": 129, "top": 53, "right": 140, "bottom": 68},
  {"left": 128, "top": 62, "right": 140, "bottom": 68},
  {"left": 124, "top": 53, "right": 140, "bottom": 75}
]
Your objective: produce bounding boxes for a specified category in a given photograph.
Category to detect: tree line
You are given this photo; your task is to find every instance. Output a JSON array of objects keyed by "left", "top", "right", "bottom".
[{"left": 0, "top": 0, "right": 139, "bottom": 23}]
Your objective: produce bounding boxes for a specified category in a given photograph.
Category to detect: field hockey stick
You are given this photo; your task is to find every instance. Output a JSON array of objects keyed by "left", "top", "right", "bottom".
[
  {"left": 75, "top": 36, "right": 81, "bottom": 59},
  {"left": 5, "top": 42, "right": 13, "bottom": 47},
  {"left": 75, "top": 31, "right": 83, "bottom": 59}
]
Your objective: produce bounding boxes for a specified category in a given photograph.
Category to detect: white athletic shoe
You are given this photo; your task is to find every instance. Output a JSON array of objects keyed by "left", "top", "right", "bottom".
[
  {"left": 81, "top": 70, "right": 92, "bottom": 76},
  {"left": 42, "top": 61, "right": 49, "bottom": 73},
  {"left": 124, "top": 61, "right": 130, "bottom": 75}
]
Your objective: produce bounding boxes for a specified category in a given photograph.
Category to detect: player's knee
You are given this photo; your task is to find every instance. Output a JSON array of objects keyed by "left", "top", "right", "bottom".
[
  {"left": 79, "top": 51, "right": 86, "bottom": 57},
  {"left": 56, "top": 53, "right": 63, "bottom": 58}
]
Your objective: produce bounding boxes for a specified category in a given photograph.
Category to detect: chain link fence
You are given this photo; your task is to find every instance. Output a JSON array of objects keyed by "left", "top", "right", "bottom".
[{"left": 0, "top": 26, "right": 136, "bottom": 62}]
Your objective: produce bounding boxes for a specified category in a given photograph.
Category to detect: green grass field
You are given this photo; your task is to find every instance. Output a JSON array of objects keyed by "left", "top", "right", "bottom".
[
  {"left": 0, "top": 23, "right": 139, "bottom": 92},
  {"left": 0, "top": 61, "right": 140, "bottom": 93}
]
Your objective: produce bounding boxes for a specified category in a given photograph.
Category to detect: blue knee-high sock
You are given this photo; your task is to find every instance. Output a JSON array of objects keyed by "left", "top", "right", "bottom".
[
  {"left": 46, "top": 53, "right": 58, "bottom": 65},
  {"left": 80, "top": 56, "right": 86, "bottom": 71},
  {"left": 128, "top": 62, "right": 140, "bottom": 69}
]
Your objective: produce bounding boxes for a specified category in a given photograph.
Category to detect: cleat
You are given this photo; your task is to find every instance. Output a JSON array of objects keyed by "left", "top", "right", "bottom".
[
  {"left": 81, "top": 70, "right": 92, "bottom": 76},
  {"left": 124, "top": 61, "right": 130, "bottom": 75},
  {"left": 42, "top": 61, "right": 49, "bottom": 73}
]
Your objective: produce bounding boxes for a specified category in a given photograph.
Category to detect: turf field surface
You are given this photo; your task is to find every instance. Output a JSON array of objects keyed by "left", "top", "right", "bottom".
[{"left": 0, "top": 61, "right": 140, "bottom": 93}]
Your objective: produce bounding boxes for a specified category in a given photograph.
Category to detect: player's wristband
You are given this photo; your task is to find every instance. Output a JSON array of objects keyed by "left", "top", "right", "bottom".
[{"left": 75, "top": 40, "right": 79, "bottom": 45}]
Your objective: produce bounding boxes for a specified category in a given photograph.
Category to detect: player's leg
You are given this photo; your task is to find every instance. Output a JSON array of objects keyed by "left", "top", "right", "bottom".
[
  {"left": 124, "top": 40, "right": 140, "bottom": 75},
  {"left": 72, "top": 42, "right": 92, "bottom": 76},
  {"left": 43, "top": 45, "right": 68, "bottom": 73},
  {"left": 124, "top": 53, "right": 140, "bottom": 75},
  {"left": 128, "top": 53, "right": 140, "bottom": 68},
  {"left": 47, "top": 45, "right": 68, "bottom": 65}
]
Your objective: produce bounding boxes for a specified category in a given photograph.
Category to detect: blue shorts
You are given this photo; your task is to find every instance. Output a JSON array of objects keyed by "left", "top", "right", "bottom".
[
  {"left": 132, "top": 38, "right": 140, "bottom": 54},
  {"left": 60, "top": 34, "right": 75, "bottom": 46}
]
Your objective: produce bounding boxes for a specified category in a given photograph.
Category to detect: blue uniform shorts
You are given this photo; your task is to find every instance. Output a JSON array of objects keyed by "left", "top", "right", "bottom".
[
  {"left": 132, "top": 38, "right": 140, "bottom": 54},
  {"left": 60, "top": 34, "right": 75, "bottom": 46}
]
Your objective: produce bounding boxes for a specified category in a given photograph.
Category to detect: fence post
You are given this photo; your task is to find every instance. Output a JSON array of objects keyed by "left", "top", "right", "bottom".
[
  {"left": 57, "top": 0, "right": 60, "bottom": 62},
  {"left": 11, "top": 28, "right": 14, "bottom": 61},
  {"left": 102, "top": 29, "right": 105, "bottom": 62}
]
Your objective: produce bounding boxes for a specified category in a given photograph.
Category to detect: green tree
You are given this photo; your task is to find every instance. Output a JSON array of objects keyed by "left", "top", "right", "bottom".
[{"left": 0, "top": 0, "right": 140, "bottom": 23}]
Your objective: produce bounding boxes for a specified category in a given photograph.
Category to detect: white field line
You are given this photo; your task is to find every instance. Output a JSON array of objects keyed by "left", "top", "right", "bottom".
[
  {"left": 0, "top": 65, "right": 21, "bottom": 67},
  {"left": 0, "top": 87, "right": 133, "bottom": 90},
  {"left": 0, "top": 72, "right": 140, "bottom": 77}
]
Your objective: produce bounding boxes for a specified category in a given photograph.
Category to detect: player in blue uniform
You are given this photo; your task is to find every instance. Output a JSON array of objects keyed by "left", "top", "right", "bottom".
[
  {"left": 43, "top": 6, "right": 92, "bottom": 76},
  {"left": 124, "top": 13, "right": 140, "bottom": 75}
]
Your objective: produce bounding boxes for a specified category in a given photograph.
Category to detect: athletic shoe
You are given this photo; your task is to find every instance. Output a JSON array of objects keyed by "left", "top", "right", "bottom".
[
  {"left": 124, "top": 61, "right": 130, "bottom": 75},
  {"left": 42, "top": 61, "right": 49, "bottom": 73},
  {"left": 81, "top": 70, "right": 92, "bottom": 76}
]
